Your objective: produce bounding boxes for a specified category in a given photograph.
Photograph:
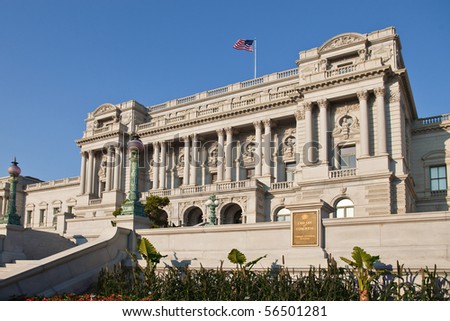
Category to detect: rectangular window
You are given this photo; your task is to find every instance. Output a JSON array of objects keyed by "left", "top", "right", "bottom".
[
  {"left": 39, "top": 209, "right": 45, "bottom": 225},
  {"left": 26, "top": 210, "right": 32, "bottom": 225},
  {"left": 67, "top": 206, "right": 73, "bottom": 214},
  {"left": 339, "top": 145, "right": 356, "bottom": 169},
  {"left": 430, "top": 165, "right": 447, "bottom": 191},
  {"left": 211, "top": 173, "right": 218, "bottom": 183},
  {"left": 53, "top": 207, "right": 60, "bottom": 215},
  {"left": 285, "top": 162, "right": 296, "bottom": 182},
  {"left": 246, "top": 168, "right": 255, "bottom": 179}
]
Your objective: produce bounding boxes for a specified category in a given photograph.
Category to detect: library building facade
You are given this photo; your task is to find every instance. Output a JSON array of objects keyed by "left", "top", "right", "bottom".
[{"left": 1, "top": 27, "right": 450, "bottom": 298}]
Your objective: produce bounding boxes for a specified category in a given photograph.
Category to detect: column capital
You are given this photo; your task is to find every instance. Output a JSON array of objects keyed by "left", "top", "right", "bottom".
[
  {"left": 317, "top": 99, "right": 329, "bottom": 109},
  {"left": 182, "top": 135, "right": 190, "bottom": 143},
  {"left": 357, "top": 90, "right": 369, "bottom": 101},
  {"left": 152, "top": 141, "right": 160, "bottom": 148},
  {"left": 263, "top": 119, "right": 272, "bottom": 128},
  {"left": 302, "top": 101, "right": 313, "bottom": 112},
  {"left": 374, "top": 86, "right": 385, "bottom": 98},
  {"left": 224, "top": 127, "right": 233, "bottom": 135},
  {"left": 216, "top": 128, "right": 224, "bottom": 136},
  {"left": 253, "top": 120, "right": 262, "bottom": 129},
  {"left": 295, "top": 109, "right": 305, "bottom": 121}
]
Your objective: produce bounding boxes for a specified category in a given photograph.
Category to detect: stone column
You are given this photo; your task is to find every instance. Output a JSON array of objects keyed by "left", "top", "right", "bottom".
[
  {"left": 190, "top": 134, "right": 198, "bottom": 185},
  {"left": 87, "top": 150, "right": 94, "bottom": 195},
  {"left": 272, "top": 134, "right": 279, "bottom": 181},
  {"left": 304, "top": 101, "right": 313, "bottom": 164},
  {"left": 357, "top": 90, "right": 370, "bottom": 157},
  {"left": 318, "top": 99, "right": 329, "bottom": 164},
  {"left": 171, "top": 149, "right": 176, "bottom": 190},
  {"left": 217, "top": 129, "right": 224, "bottom": 181},
  {"left": 201, "top": 145, "right": 207, "bottom": 186},
  {"left": 225, "top": 127, "right": 233, "bottom": 181},
  {"left": 263, "top": 119, "right": 272, "bottom": 176},
  {"left": 152, "top": 142, "right": 160, "bottom": 190},
  {"left": 113, "top": 145, "right": 121, "bottom": 190},
  {"left": 375, "top": 86, "right": 387, "bottom": 155},
  {"left": 159, "top": 141, "right": 166, "bottom": 189},
  {"left": 79, "top": 151, "right": 87, "bottom": 195},
  {"left": 295, "top": 106, "right": 304, "bottom": 163},
  {"left": 183, "top": 136, "right": 190, "bottom": 185},
  {"left": 235, "top": 140, "right": 241, "bottom": 181},
  {"left": 254, "top": 121, "right": 262, "bottom": 176},
  {"left": 105, "top": 146, "right": 113, "bottom": 191}
]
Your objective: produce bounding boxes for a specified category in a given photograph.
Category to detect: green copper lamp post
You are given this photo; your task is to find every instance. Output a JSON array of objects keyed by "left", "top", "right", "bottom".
[
  {"left": 2, "top": 158, "right": 21, "bottom": 225},
  {"left": 205, "top": 194, "right": 219, "bottom": 225},
  {"left": 121, "top": 134, "right": 146, "bottom": 217}
]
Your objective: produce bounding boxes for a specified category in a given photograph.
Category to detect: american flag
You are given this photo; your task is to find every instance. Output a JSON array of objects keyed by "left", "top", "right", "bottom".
[{"left": 233, "top": 39, "right": 254, "bottom": 52}]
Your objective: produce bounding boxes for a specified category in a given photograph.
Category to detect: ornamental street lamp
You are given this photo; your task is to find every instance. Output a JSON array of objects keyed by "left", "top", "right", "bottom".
[
  {"left": 121, "top": 134, "right": 146, "bottom": 217},
  {"left": 205, "top": 194, "right": 219, "bottom": 225},
  {"left": 2, "top": 158, "right": 21, "bottom": 225}
]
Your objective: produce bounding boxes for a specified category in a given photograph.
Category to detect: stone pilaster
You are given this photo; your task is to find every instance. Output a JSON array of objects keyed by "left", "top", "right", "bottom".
[{"left": 357, "top": 90, "right": 370, "bottom": 157}]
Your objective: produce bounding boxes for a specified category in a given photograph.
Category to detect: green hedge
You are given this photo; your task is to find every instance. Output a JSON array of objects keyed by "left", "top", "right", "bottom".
[{"left": 95, "top": 260, "right": 449, "bottom": 301}]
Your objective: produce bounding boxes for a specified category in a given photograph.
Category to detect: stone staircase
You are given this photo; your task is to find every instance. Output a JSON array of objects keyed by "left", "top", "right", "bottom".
[{"left": 0, "top": 227, "right": 132, "bottom": 300}]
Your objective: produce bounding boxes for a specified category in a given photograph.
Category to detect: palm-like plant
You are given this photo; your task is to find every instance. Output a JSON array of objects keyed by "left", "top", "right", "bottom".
[
  {"left": 228, "top": 249, "right": 267, "bottom": 276},
  {"left": 340, "top": 246, "right": 389, "bottom": 301}
]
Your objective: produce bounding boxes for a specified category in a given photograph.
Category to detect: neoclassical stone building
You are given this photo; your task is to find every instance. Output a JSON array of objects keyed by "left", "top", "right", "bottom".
[
  {"left": 1, "top": 26, "right": 449, "bottom": 232},
  {"left": 2, "top": 28, "right": 450, "bottom": 297}
]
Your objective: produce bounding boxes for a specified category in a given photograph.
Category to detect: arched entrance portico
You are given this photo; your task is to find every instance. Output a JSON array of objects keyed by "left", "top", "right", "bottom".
[
  {"left": 220, "top": 203, "right": 243, "bottom": 224},
  {"left": 183, "top": 206, "right": 204, "bottom": 226}
]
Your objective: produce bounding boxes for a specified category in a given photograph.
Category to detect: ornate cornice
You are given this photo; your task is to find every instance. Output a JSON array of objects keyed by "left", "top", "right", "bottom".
[
  {"left": 76, "top": 130, "right": 123, "bottom": 146},
  {"left": 138, "top": 96, "right": 296, "bottom": 138},
  {"left": 297, "top": 66, "right": 390, "bottom": 94}
]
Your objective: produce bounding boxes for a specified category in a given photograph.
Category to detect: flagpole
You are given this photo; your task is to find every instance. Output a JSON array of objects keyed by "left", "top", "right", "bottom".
[{"left": 254, "top": 38, "right": 257, "bottom": 79}]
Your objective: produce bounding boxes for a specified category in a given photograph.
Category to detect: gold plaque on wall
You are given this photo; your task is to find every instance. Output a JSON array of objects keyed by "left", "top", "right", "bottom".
[{"left": 291, "top": 211, "right": 319, "bottom": 246}]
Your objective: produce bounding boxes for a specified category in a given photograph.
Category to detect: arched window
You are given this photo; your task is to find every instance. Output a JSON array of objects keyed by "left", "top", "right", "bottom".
[
  {"left": 335, "top": 199, "right": 354, "bottom": 218},
  {"left": 276, "top": 208, "right": 291, "bottom": 222}
]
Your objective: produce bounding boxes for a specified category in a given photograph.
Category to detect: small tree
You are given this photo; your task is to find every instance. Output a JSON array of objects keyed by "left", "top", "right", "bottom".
[{"left": 144, "top": 195, "right": 170, "bottom": 227}]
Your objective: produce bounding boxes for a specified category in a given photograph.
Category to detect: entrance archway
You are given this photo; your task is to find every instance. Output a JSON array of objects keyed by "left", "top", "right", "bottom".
[
  {"left": 220, "top": 203, "right": 243, "bottom": 224},
  {"left": 183, "top": 206, "right": 203, "bottom": 226}
]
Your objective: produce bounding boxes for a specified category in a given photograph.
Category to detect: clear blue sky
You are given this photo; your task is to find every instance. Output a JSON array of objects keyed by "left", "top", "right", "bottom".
[{"left": 0, "top": 0, "right": 449, "bottom": 181}]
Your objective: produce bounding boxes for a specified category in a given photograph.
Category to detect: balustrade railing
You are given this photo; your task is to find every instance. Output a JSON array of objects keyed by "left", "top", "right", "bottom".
[
  {"left": 146, "top": 179, "right": 260, "bottom": 198},
  {"left": 417, "top": 114, "right": 450, "bottom": 127},
  {"left": 240, "top": 77, "right": 264, "bottom": 88},
  {"left": 231, "top": 98, "right": 256, "bottom": 109},
  {"left": 277, "top": 68, "right": 298, "bottom": 79},
  {"left": 329, "top": 168, "right": 357, "bottom": 178},
  {"left": 271, "top": 181, "right": 294, "bottom": 190},
  {"left": 325, "top": 65, "right": 358, "bottom": 78},
  {"left": 270, "top": 89, "right": 296, "bottom": 100},
  {"left": 431, "top": 190, "right": 447, "bottom": 197},
  {"left": 197, "top": 106, "right": 219, "bottom": 117},
  {"left": 176, "top": 95, "right": 196, "bottom": 105},
  {"left": 26, "top": 176, "right": 80, "bottom": 191},
  {"left": 181, "top": 186, "right": 207, "bottom": 194},
  {"left": 207, "top": 86, "right": 228, "bottom": 96},
  {"left": 165, "top": 115, "right": 186, "bottom": 124},
  {"left": 89, "top": 199, "right": 102, "bottom": 205}
]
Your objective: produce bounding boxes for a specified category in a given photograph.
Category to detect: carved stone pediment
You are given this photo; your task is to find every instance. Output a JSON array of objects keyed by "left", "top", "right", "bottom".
[
  {"left": 93, "top": 103, "right": 119, "bottom": 117},
  {"left": 319, "top": 33, "right": 366, "bottom": 53}
]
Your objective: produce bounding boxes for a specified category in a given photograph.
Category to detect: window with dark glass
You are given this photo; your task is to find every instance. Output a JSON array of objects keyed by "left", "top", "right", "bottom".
[
  {"left": 339, "top": 145, "right": 356, "bottom": 169},
  {"left": 285, "top": 162, "right": 296, "bottom": 182},
  {"left": 430, "top": 165, "right": 447, "bottom": 191}
]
